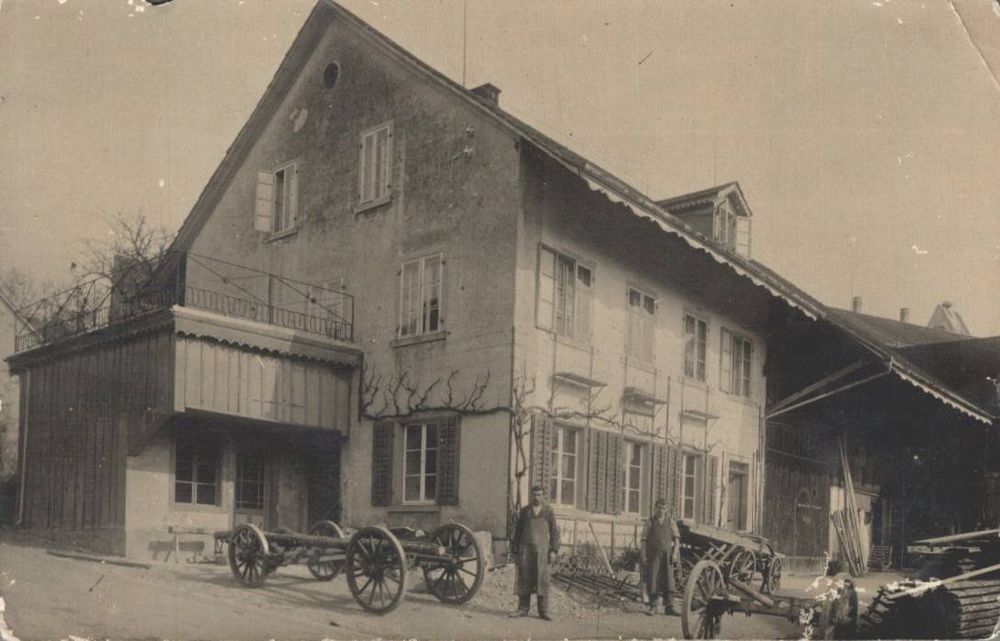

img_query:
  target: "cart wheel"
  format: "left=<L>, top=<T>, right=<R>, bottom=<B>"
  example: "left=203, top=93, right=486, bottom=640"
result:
left=346, top=526, right=407, bottom=614
left=728, top=549, right=756, bottom=583
left=682, top=560, right=725, bottom=639
left=307, top=520, right=346, bottom=581
left=762, top=556, right=783, bottom=594
left=228, top=524, right=271, bottom=588
left=422, top=523, right=485, bottom=605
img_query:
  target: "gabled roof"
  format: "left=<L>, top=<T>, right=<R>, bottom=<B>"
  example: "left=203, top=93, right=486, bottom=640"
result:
left=164, top=0, right=994, bottom=426
left=928, top=302, right=972, bottom=336
left=657, top=182, right=752, bottom=218
left=827, top=308, right=974, bottom=349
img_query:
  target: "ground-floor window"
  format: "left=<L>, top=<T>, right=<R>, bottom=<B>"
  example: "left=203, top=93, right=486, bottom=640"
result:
left=727, top=460, right=749, bottom=530
left=550, top=425, right=579, bottom=506
left=682, top=452, right=703, bottom=520
left=235, top=452, right=267, bottom=511
left=623, top=441, right=644, bottom=514
left=403, top=422, right=438, bottom=503
left=175, top=438, right=220, bottom=506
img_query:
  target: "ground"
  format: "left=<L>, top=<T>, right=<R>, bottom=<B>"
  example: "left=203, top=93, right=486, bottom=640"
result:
left=0, top=535, right=903, bottom=641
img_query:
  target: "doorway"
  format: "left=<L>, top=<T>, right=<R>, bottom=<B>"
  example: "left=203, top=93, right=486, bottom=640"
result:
left=234, top=450, right=269, bottom=528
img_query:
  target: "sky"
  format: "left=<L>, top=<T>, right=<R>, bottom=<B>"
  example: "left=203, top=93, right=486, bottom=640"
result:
left=1, top=0, right=998, bottom=334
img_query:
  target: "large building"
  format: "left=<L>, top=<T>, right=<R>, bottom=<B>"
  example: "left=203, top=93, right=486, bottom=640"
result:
left=6, top=0, right=999, bottom=566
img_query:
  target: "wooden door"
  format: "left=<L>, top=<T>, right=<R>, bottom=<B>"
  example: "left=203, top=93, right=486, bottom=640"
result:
left=234, top=451, right=269, bottom=528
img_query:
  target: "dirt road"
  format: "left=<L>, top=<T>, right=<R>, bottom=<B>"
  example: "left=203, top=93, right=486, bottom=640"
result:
left=0, top=537, right=843, bottom=640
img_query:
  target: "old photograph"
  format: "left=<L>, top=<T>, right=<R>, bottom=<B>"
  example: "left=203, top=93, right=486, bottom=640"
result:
left=1, top=0, right=999, bottom=639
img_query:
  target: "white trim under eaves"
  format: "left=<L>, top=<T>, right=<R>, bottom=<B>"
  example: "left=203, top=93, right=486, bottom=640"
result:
left=888, top=362, right=994, bottom=426
left=569, top=162, right=823, bottom=321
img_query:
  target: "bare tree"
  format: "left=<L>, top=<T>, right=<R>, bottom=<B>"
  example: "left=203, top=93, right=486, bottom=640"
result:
left=74, top=212, right=174, bottom=286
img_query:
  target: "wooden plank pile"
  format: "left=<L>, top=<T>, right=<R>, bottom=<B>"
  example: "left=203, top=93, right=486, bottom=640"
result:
left=860, top=529, right=1000, bottom=639
left=831, top=435, right=868, bottom=576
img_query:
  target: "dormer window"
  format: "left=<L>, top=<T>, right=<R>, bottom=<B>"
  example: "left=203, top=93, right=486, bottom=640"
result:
left=714, top=202, right=751, bottom=257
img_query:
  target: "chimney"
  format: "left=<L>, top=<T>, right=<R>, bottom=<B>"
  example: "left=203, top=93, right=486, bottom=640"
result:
left=470, top=82, right=501, bottom=106
left=852, top=296, right=863, bottom=313
left=899, top=307, right=910, bottom=323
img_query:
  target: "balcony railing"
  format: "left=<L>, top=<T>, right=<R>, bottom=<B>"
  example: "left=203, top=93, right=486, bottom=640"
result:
left=13, top=252, right=355, bottom=353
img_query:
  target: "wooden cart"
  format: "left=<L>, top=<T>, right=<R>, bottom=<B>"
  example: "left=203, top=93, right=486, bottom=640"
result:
left=215, top=520, right=485, bottom=614
left=681, top=558, right=857, bottom=639
left=676, top=519, right=783, bottom=595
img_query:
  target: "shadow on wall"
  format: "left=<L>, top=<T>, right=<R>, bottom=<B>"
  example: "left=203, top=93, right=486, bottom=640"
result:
left=0, top=479, right=15, bottom=525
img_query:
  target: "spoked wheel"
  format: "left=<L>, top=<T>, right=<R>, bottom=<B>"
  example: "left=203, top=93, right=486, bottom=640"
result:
left=422, top=523, right=485, bottom=605
left=346, top=526, right=407, bottom=614
left=762, top=556, right=783, bottom=594
left=228, top=524, right=271, bottom=588
left=307, top=520, right=346, bottom=581
left=682, top=560, right=725, bottom=639
left=728, top=549, right=756, bottom=583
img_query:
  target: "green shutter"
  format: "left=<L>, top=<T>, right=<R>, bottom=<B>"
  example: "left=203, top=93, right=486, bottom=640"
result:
left=436, top=416, right=461, bottom=505
left=371, top=420, right=395, bottom=506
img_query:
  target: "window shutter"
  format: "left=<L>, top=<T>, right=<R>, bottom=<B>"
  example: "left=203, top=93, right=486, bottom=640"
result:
left=575, top=267, right=592, bottom=342
left=611, top=433, right=625, bottom=514
left=254, top=172, right=274, bottom=233
left=530, top=415, right=554, bottom=494
left=586, top=428, right=599, bottom=512
left=287, top=165, right=298, bottom=229
left=706, top=454, right=719, bottom=527
left=736, top=216, right=751, bottom=257
left=667, top=445, right=681, bottom=519
left=720, top=328, right=733, bottom=393
left=537, top=248, right=556, bottom=331
left=371, top=420, right=395, bottom=506
left=436, top=416, right=460, bottom=505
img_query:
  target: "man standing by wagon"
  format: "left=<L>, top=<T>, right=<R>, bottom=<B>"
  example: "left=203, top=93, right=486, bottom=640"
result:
left=642, top=497, right=680, bottom=615
left=510, top=484, right=560, bottom=620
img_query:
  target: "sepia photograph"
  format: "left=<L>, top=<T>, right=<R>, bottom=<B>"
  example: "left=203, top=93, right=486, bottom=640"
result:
left=1, top=0, right=999, bottom=639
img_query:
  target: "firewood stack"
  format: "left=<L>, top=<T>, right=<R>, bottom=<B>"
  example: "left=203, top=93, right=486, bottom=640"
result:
left=860, top=528, right=1000, bottom=639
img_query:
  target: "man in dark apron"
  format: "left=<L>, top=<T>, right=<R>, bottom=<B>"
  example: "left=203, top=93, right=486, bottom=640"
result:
left=642, top=497, right=680, bottom=615
left=510, top=485, right=560, bottom=620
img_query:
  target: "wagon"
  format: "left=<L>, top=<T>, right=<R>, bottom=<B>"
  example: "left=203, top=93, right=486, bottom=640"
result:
left=676, top=519, right=783, bottom=595
left=675, top=520, right=855, bottom=639
left=215, top=520, right=485, bottom=614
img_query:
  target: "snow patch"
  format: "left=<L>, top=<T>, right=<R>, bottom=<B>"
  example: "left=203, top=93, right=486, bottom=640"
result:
left=0, top=597, right=22, bottom=641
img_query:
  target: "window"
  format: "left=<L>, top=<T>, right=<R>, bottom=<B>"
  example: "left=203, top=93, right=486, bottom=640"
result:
left=682, top=452, right=703, bottom=520
left=549, top=425, right=579, bottom=506
left=720, top=329, right=753, bottom=397
left=537, top=247, right=591, bottom=341
left=399, top=254, right=442, bottom=337
left=622, top=441, right=644, bottom=514
left=403, top=422, right=438, bottom=502
left=175, top=438, right=220, bottom=506
left=254, top=163, right=298, bottom=234
left=359, top=122, right=393, bottom=205
left=727, top=461, right=749, bottom=531
left=626, top=288, right=656, bottom=363
left=235, top=452, right=266, bottom=511
left=684, top=314, right=708, bottom=381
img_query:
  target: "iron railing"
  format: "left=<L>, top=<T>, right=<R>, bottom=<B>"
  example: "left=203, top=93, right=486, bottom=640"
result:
left=13, top=251, right=355, bottom=353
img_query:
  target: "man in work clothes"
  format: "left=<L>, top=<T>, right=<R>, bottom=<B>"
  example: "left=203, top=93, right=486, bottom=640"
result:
left=510, top=485, right=560, bottom=620
left=642, top=497, right=680, bottom=615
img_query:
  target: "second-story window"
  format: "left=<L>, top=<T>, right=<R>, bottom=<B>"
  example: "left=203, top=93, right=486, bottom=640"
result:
left=254, top=162, right=298, bottom=235
left=684, top=313, right=708, bottom=381
left=399, top=254, right=442, bottom=337
left=359, top=122, right=393, bottom=206
left=720, top=328, right=753, bottom=397
left=537, top=246, right=591, bottom=341
left=626, top=288, right=656, bottom=364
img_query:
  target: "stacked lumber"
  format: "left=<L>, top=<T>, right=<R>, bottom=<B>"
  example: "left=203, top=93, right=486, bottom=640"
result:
left=861, top=530, right=1000, bottom=639
left=860, top=579, right=1000, bottom=639
left=832, top=435, right=868, bottom=576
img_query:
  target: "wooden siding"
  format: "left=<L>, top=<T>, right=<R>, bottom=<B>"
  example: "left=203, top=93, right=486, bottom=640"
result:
left=20, top=331, right=174, bottom=534
left=174, top=336, right=351, bottom=430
